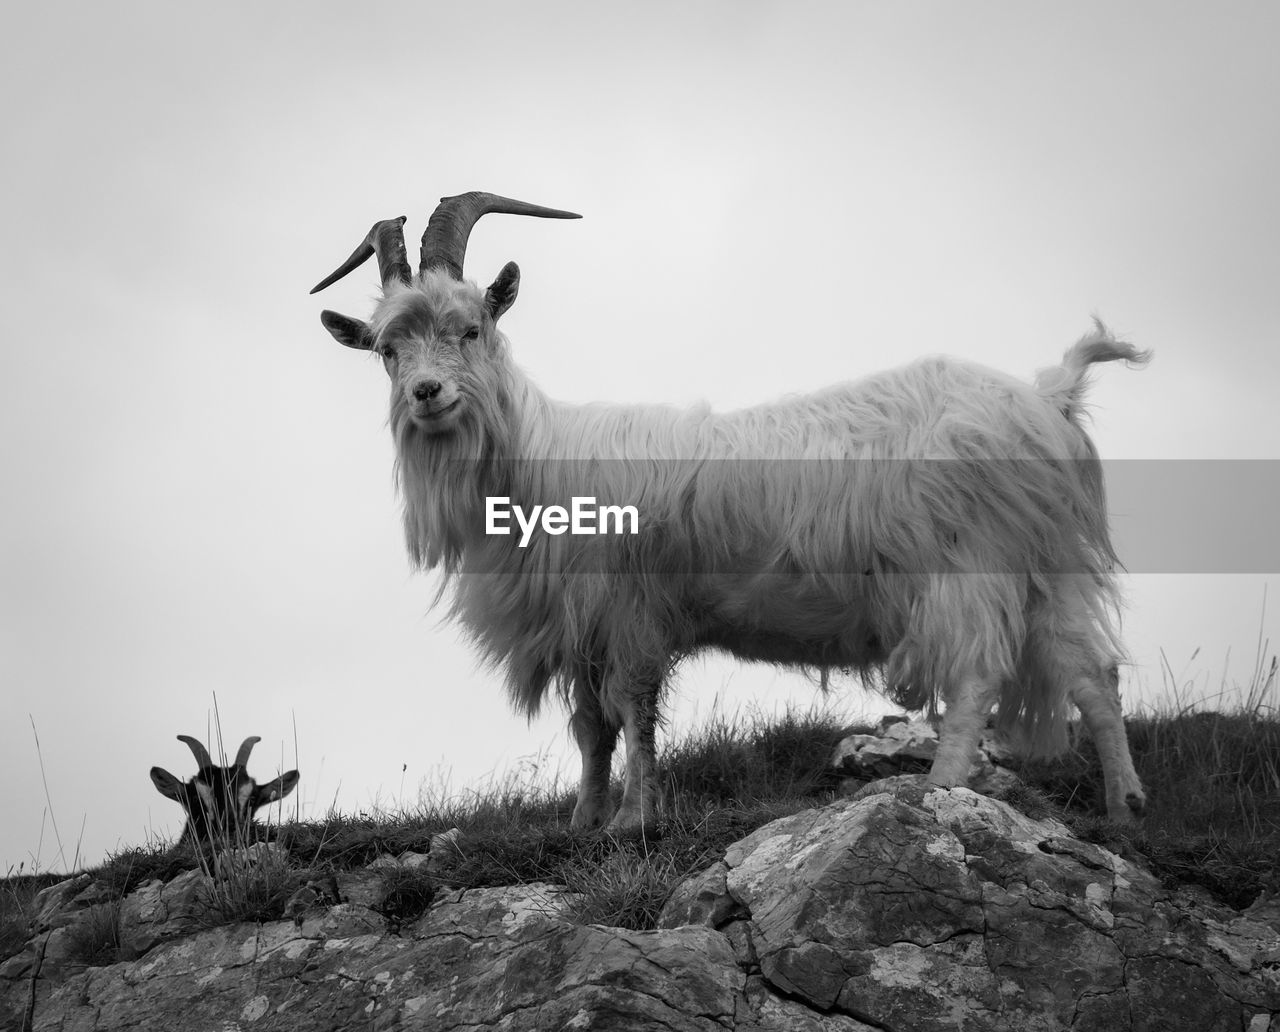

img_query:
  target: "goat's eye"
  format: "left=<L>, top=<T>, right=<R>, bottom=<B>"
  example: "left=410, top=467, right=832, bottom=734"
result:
left=462, top=326, right=480, bottom=342
left=380, top=345, right=398, bottom=361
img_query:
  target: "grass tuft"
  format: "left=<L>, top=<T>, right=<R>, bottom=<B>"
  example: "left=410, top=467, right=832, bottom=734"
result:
left=560, top=844, right=689, bottom=929
left=64, top=900, right=122, bottom=967
left=195, top=844, right=301, bottom=927
left=0, top=872, right=53, bottom=965
left=377, top=867, right=436, bottom=929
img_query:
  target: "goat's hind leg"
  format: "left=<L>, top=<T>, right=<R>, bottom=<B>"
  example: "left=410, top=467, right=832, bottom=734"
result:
left=928, top=675, right=1001, bottom=789
left=1071, top=665, right=1146, bottom=821
left=1036, top=577, right=1145, bottom=822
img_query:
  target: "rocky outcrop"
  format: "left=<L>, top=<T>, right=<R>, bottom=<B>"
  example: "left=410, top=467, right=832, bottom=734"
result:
left=4, top=779, right=1278, bottom=1031
left=4, top=879, right=740, bottom=1032
left=665, top=779, right=1280, bottom=1030
left=830, top=716, right=1021, bottom=796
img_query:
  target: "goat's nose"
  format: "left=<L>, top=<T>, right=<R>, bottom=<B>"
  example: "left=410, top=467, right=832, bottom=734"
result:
left=412, top=379, right=443, bottom=401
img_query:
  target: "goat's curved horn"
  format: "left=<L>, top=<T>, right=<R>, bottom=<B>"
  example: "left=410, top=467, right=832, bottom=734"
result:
left=310, top=216, right=411, bottom=294
left=420, top=192, right=581, bottom=280
left=233, top=736, right=261, bottom=768
left=177, top=735, right=214, bottom=770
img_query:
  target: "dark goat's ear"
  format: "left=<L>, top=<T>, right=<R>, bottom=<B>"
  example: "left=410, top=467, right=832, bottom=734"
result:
left=253, top=770, right=300, bottom=807
left=321, top=310, right=375, bottom=350
left=150, top=767, right=185, bottom=802
left=484, top=262, right=520, bottom=321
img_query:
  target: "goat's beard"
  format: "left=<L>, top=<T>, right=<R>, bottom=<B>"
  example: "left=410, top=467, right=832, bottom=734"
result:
left=391, top=371, right=516, bottom=574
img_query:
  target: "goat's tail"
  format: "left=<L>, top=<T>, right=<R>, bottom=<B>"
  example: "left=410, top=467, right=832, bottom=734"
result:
left=1035, top=319, right=1151, bottom=422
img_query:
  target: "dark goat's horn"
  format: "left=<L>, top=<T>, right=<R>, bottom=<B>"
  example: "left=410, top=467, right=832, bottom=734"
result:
left=310, top=216, right=411, bottom=294
left=420, top=192, right=581, bottom=280
left=177, top=735, right=214, bottom=770
left=234, top=736, right=261, bottom=768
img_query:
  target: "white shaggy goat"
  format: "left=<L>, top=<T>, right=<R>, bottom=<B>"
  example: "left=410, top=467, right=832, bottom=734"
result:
left=313, top=191, right=1149, bottom=834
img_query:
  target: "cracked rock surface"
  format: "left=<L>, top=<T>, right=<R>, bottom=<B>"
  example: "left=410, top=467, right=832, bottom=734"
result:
left=5, top=779, right=1278, bottom=1031
left=665, top=781, right=1280, bottom=1031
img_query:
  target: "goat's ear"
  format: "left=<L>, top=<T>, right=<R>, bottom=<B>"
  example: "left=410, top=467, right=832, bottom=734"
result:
left=253, top=770, right=300, bottom=807
left=320, top=310, right=375, bottom=351
left=484, top=262, right=520, bottom=321
left=150, top=767, right=185, bottom=802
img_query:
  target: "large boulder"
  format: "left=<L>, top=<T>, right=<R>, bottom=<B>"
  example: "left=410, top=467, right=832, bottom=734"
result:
left=663, top=780, right=1280, bottom=1031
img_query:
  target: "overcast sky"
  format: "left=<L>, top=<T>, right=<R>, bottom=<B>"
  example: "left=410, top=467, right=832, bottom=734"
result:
left=3, top=2, right=1278, bottom=874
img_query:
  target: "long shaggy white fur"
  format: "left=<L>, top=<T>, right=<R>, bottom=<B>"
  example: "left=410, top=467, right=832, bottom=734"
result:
left=357, top=270, right=1149, bottom=832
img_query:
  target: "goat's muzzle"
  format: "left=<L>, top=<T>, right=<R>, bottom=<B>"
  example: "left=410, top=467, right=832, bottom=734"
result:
left=412, top=379, right=444, bottom=402
left=407, top=384, right=463, bottom=431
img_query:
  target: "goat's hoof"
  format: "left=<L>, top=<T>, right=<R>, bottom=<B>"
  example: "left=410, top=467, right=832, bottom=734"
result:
left=1104, top=791, right=1146, bottom=823
left=603, top=811, right=659, bottom=840
left=570, top=800, right=614, bottom=833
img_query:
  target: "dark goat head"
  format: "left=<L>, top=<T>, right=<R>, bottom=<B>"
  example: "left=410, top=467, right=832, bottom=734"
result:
left=150, top=735, right=299, bottom=852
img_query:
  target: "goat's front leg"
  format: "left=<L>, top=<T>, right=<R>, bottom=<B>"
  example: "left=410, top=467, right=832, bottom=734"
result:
left=605, top=691, right=660, bottom=837
left=570, top=685, right=619, bottom=832
left=928, top=676, right=1000, bottom=788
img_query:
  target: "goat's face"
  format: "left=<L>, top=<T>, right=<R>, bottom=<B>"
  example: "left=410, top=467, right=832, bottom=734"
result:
left=151, top=735, right=300, bottom=853
left=374, top=271, right=514, bottom=434
left=321, top=264, right=520, bottom=437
